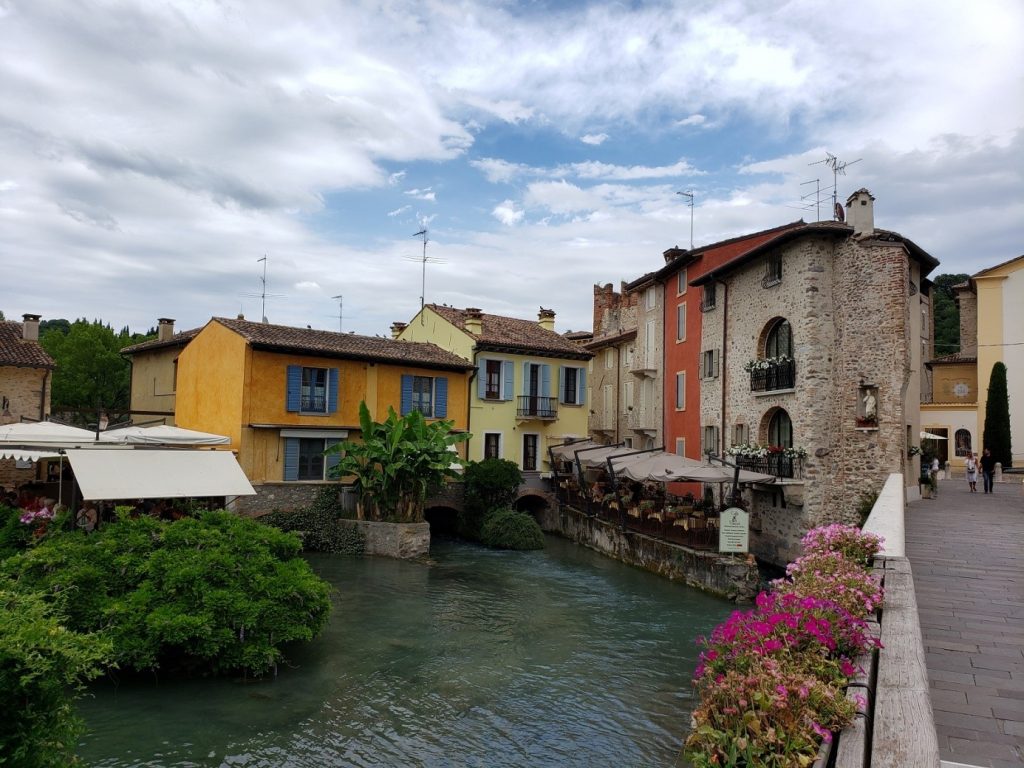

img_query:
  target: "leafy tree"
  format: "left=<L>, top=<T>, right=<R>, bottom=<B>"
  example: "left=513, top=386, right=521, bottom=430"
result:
left=460, top=459, right=523, bottom=539
left=931, top=273, right=969, bottom=357
left=39, top=318, right=71, bottom=336
left=2, top=511, right=332, bottom=677
left=0, top=590, right=111, bottom=768
left=983, top=361, right=1012, bottom=467
left=328, top=402, right=470, bottom=522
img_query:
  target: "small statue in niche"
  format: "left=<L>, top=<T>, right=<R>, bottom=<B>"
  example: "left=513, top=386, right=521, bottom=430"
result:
left=862, top=390, right=877, bottom=421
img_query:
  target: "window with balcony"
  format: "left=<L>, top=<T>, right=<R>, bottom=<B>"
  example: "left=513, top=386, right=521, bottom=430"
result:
left=401, top=375, right=448, bottom=418
left=749, top=319, right=795, bottom=392
left=286, top=365, right=338, bottom=414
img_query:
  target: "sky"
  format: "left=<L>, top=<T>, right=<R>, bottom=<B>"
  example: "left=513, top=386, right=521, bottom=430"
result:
left=1, top=0, right=1022, bottom=338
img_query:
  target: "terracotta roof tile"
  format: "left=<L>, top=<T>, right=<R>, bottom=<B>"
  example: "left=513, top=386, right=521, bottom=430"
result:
left=928, top=351, right=977, bottom=364
left=121, top=328, right=201, bottom=355
left=427, top=305, right=592, bottom=360
left=214, top=317, right=474, bottom=370
left=0, top=322, right=55, bottom=369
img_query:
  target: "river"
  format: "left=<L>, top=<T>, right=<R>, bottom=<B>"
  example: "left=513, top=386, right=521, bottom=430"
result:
left=77, top=536, right=733, bottom=767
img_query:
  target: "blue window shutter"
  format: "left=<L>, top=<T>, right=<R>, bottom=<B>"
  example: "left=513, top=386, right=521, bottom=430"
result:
left=435, top=377, right=448, bottom=418
left=286, top=366, right=301, bottom=412
left=502, top=361, right=513, bottom=401
left=578, top=367, right=587, bottom=405
left=522, top=362, right=530, bottom=397
left=324, top=438, right=340, bottom=477
left=558, top=365, right=567, bottom=403
left=328, top=368, right=339, bottom=413
left=400, top=374, right=413, bottom=415
left=284, top=437, right=299, bottom=481
left=477, top=359, right=487, bottom=400
left=541, top=364, right=551, bottom=398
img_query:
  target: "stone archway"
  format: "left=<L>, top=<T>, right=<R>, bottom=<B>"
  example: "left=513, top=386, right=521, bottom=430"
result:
left=424, top=505, right=460, bottom=536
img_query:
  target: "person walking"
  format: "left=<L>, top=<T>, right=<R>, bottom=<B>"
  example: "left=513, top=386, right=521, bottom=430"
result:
left=930, top=456, right=941, bottom=497
left=980, top=448, right=996, bottom=493
left=965, top=453, right=979, bottom=493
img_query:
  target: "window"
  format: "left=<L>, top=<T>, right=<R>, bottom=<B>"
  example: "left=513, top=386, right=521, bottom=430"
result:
left=484, top=433, right=501, bottom=460
left=765, top=319, right=792, bottom=359
left=283, top=436, right=341, bottom=481
left=676, top=303, right=687, bottom=342
left=768, top=409, right=793, bottom=449
left=763, top=250, right=782, bottom=287
left=286, top=365, right=338, bottom=414
left=645, top=286, right=656, bottom=309
left=702, top=425, right=719, bottom=456
left=733, top=423, right=748, bottom=447
left=955, top=429, right=972, bottom=457
left=602, top=384, right=613, bottom=419
left=677, top=268, right=688, bottom=296
left=523, top=434, right=538, bottom=471
left=675, top=437, right=686, bottom=457
left=401, top=375, right=448, bottom=418
left=485, top=360, right=502, bottom=399
left=623, top=437, right=633, bottom=448
left=675, top=371, right=686, bottom=410
left=605, top=349, right=614, bottom=369
left=702, top=349, right=720, bottom=379
left=624, top=346, right=634, bottom=368
left=700, top=283, right=717, bottom=311
left=560, top=366, right=587, bottom=405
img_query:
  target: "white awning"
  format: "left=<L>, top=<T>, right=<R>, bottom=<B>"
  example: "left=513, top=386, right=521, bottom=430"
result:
left=64, top=449, right=255, bottom=500
left=0, top=449, right=62, bottom=462
left=99, top=425, right=231, bottom=445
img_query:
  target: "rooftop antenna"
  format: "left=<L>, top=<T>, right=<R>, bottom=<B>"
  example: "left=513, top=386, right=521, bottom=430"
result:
left=810, top=153, right=862, bottom=220
left=676, top=190, right=694, bottom=249
left=331, top=294, right=343, bottom=332
left=240, top=255, right=285, bottom=323
left=403, top=227, right=446, bottom=323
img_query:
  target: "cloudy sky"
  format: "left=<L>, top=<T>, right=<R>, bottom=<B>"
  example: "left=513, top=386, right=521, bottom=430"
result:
left=2, top=0, right=1022, bottom=337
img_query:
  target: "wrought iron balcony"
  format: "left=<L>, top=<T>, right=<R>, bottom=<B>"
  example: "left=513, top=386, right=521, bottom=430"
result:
left=749, top=359, right=796, bottom=392
left=736, top=453, right=803, bottom=480
left=517, top=395, right=558, bottom=420
left=626, top=410, right=657, bottom=431
left=300, top=395, right=327, bottom=412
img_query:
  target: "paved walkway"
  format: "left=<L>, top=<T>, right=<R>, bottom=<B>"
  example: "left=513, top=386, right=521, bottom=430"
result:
left=906, top=478, right=1024, bottom=767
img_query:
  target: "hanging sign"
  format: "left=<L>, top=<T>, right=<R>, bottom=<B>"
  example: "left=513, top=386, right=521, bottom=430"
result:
left=719, top=506, right=750, bottom=553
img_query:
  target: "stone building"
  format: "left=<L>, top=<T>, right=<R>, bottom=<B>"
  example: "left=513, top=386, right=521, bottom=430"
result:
left=584, top=274, right=664, bottom=449
left=691, top=189, right=937, bottom=565
left=0, top=314, right=55, bottom=486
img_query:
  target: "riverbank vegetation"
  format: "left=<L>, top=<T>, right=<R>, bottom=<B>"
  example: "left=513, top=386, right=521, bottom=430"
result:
left=685, top=523, right=883, bottom=767
left=259, top=486, right=365, bottom=554
left=460, top=459, right=545, bottom=550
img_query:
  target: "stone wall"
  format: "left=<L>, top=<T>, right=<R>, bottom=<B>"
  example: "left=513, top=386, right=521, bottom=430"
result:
left=0, top=366, right=52, bottom=488
left=536, top=504, right=758, bottom=602
left=956, top=285, right=978, bottom=356
left=232, top=482, right=330, bottom=516
left=344, top=520, right=430, bottom=559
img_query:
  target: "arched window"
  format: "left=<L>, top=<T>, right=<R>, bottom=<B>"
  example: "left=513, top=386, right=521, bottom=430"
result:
left=955, top=429, right=972, bottom=457
left=768, top=409, right=793, bottom=449
left=765, top=319, right=792, bottom=359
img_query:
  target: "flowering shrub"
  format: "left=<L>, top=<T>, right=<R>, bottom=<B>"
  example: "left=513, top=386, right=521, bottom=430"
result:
left=727, top=443, right=808, bottom=460
left=776, top=551, right=883, bottom=617
left=19, top=507, right=54, bottom=525
left=800, top=523, right=883, bottom=566
left=742, top=355, right=793, bottom=373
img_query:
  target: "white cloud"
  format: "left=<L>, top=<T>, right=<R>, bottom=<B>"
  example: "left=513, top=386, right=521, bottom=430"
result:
left=470, top=157, right=531, bottom=184
left=295, top=281, right=321, bottom=291
left=558, top=159, right=701, bottom=181
left=580, top=133, right=608, bottom=145
left=388, top=171, right=406, bottom=185
left=387, top=205, right=411, bottom=217
left=491, top=199, right=523, bottom=226
left=404, top=188, right=436, bottom=202
left=676, top=115, right=706, bottom=127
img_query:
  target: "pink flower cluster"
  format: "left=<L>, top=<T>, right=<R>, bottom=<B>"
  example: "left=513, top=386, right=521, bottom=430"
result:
left=19, top=507, right=54, bottom=525
left=775, top=550, right=884, bottom=617
left=800, top=523, right=883, bottom=565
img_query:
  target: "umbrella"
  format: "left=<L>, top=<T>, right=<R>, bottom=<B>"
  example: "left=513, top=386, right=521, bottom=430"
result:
left=99, top=425, right=231, bottom=445
left=549, top=439, right=601, bottom=461
left=0, top=421, right=97, bottom=445
left=578, top=445, right=647, bottom=469
left=920, top=431, right=947, bottom=440
left=608, top=450, right=705, bottom=482
left=651, top=464, right=776, bottom=484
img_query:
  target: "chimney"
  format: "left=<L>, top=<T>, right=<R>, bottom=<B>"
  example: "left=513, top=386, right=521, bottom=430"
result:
left=21, top=314, right=40, bottom=341
left=390, top=321, right=408, bottom=339
left=464, top=308, right=483, bottom=336
left=663, top=245, right=686, bottom=264
left=157, top=318, right=175, bottom=342
left=845, top=188, right=875, bottom=236
left=538, top=307, right=556, bottom=332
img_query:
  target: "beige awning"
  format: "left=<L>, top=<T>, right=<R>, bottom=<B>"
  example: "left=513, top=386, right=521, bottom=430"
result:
left=64, top=449, right=255, bottom=500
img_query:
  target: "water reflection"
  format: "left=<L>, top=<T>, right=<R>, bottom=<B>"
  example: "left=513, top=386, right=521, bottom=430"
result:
left=78, top=536, right=732, bottom=767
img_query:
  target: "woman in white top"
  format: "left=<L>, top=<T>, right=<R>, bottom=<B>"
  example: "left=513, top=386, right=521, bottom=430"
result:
left=965, top=453, right=979, bottom=493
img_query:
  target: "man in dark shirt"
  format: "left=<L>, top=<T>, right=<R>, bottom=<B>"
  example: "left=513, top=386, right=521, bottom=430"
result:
left=980, top=448, right=997, bottom=493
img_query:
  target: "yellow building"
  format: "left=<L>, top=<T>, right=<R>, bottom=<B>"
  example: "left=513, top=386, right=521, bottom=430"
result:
left=923, top=254, right=1024, bottom=469
left=396, top=305, right=593, bottom=476
left=135, top=316, right=473, bottom=512
left=121, top=319, right=200, bottom=426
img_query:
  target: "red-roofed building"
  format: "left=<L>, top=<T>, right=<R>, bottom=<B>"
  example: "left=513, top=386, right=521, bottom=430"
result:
left=0, top=314, right=55, bottom=487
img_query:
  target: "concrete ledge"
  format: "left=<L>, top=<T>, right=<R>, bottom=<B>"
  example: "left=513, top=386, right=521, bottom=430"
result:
left=863, top=472, right=906, bottom=558
left=340, top=520, right=430, bottom=559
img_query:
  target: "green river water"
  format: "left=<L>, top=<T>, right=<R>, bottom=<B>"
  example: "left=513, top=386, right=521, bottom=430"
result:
left=77, top=536, right=733, bottom=767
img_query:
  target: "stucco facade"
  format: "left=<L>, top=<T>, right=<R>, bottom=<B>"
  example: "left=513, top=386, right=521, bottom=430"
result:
left=122, top=319, right=199, bottom=426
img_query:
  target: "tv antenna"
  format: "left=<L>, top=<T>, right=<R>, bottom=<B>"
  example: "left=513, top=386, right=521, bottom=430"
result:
left=240, top=255, right=285, bottom=323
left=676, top=190, right=694, bottom=249
left=797, top=178, right=835, bottom=221
left=403, top=227, right=446, bottom=320
left=331, top=294, right=343, bottom=332
left=810, top=153, right=862, bottom=220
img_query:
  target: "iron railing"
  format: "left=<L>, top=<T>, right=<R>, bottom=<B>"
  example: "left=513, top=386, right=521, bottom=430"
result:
left=300, top=395, right=327, bottom=412
left=517, top=395, right=557, bottom=419
left=737, top=453, right=803, bottom=479
left=749, top=359, right=796, bottom=392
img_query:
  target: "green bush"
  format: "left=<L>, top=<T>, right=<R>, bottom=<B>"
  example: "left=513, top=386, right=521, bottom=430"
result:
left=2, top=511, right=332, bottom=677
left=259, top=486, right=365, bottom=554
left=460, top=459, right=523, bottom=539
left=0, top=504, right=34, bottom=560
left=480, top=508, right=545, bottom=551
left=983, top=361, right=1013, bottom=467
left=0, top=589, right=111, bottom=768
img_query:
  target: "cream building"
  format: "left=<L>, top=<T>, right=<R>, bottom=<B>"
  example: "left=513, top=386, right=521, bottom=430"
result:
left=121, top=319, right=200, bottom=426
left=692, top=190, right=937, bottom=565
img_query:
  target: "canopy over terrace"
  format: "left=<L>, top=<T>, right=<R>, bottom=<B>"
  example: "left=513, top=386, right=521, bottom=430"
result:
left=98, top=425, right=231, bottom=446
left=0, top=421, right=98, bottom=446
left=608, top=450, right=777, bottom=484
left=549, top=439, right=601, bottom=462
left=64, top=449, right=255, bottom=501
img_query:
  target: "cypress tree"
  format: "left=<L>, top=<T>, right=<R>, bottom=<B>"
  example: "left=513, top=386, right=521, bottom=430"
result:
left=982, top=362, right=1012, bottom=467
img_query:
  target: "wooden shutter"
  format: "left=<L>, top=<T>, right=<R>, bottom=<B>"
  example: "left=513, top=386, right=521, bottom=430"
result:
left=577, top=367, right=586, bottom=405
left=286, top=365, right=301, bottom=412
left=283, top=437, right=299, bottom=481
left=502, top=361, right=514, bottom=401
left=435, top=377, right=448, bottom=418
left=714, top=349, right=721, bottom=378
left=540, top=364, right=551, bottom=398
left=324, top=438, right=341, bottom=477
left=328, top=368, right=339, bottom=413
left=400, top=374, right=413, bottom=415
left=477, top=359, right=487, bottom=400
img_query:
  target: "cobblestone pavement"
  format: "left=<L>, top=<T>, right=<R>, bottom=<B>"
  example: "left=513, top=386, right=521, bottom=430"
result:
left=906, top=478, right=1024, bottom=767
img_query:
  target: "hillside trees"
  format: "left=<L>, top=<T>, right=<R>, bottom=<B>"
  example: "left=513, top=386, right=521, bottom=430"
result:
left=931, top=273, right=969, bottom=356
